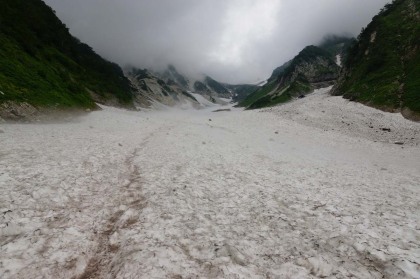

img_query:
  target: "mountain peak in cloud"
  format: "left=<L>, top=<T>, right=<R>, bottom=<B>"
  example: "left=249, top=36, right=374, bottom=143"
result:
left=44, top=0, right=390, bottom=83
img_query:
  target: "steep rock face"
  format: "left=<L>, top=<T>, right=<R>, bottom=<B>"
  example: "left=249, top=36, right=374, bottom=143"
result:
left=288, top=51, right=339, bottom=84
left=193, top=76, right=231, bottom=99
left=240, top=45, right=341, bottom=109
left=159, top=65, right=191, bottom=91
left=128, top=68, right=199, bottom=108
left=268, top=60, right=292, bottom=82
left=332, top=0, right=420, bottom=121
left=0, top=0, right=134, bottom=118
left=203, top=76, right=231, bottom=97
left=156, top=66, right=228, bottom=104
left=156, top=65, right=258, bottom=104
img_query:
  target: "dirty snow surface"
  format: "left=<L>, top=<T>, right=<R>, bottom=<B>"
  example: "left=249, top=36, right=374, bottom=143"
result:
left=1, top=88, right=420, bottom=279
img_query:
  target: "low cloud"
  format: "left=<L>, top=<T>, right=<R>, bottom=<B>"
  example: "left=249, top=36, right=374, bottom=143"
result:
left=44, top=0, right=390, bottom=83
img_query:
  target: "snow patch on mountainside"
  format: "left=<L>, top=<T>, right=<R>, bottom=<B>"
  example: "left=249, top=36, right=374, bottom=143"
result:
left=190, top=93, right=217, bottom=108
left=336, top=54, right=342, bottom=67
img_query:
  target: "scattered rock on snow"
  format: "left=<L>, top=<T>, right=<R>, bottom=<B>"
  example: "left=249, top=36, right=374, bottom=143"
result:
left=0, top=101, right=38, bottom=121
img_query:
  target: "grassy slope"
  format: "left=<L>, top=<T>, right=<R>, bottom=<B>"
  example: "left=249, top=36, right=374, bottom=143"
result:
left=0, top=0, right=133, bottom=109
left=240, top=45, right=337, bottom=109
left=0, top=36, right=96, bottom=108
left=334, top=0, right=419, bottom=114
left=240, top=81, right=278, bottom=108
left=247, top=76, right=312, bottom=109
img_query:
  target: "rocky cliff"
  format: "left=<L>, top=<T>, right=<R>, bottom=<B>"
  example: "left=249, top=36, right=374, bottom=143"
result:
left=128, top=68, right=199, bottom=108
left=158, top=65, right=191, bottom=91
left=156, top=66, right=258, bottom=104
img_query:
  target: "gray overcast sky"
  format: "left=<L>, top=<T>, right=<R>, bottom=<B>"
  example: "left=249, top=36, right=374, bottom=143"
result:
left=44, top=0, right=389, bottom=84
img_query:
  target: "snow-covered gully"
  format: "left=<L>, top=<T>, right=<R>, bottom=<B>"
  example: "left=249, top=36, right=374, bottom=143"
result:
left=1, top=89, right=420, bottom=278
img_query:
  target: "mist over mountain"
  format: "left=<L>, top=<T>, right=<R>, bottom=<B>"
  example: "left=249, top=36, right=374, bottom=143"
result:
left=43, top=0, right=390, bottom=84
left=1, top=0, right=417, bottom=121
left=2, top=1, right=420, bottom=278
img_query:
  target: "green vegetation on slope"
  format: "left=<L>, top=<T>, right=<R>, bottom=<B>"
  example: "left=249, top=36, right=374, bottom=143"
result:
left=0, top=0, right=133, bottom=109
left=333, top=0, right=420, bottom=118
left=240, top=44, right=342, bottom=109
left=267, top=60, right=292, bottom=82
left=240, top=81, right=278, bottom=108
left=248, top=75, right=312, bottom=109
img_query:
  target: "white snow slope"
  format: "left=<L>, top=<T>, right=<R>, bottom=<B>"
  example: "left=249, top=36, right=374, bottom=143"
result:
left=1, top=88, right=420, bottom=279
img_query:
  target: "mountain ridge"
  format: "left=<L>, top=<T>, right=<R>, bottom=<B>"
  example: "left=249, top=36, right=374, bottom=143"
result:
left=332, top=0, right=420, bottom=121
left=128, top=67, right=201, bottom=109
left=0, top=0, right=134, bottom=120
left=153, top=65, right=259, bottom=104
left=239, top=38, right=351, bottom=109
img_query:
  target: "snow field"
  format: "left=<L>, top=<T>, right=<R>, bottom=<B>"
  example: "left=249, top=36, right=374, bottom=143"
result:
left=1, top=90, right=419, bottom=278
